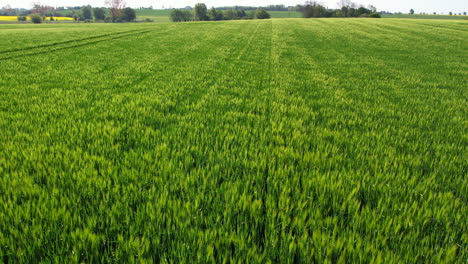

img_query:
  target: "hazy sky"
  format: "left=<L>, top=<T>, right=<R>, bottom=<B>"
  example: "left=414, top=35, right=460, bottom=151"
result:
left=1, top=0, right=467, bottom=14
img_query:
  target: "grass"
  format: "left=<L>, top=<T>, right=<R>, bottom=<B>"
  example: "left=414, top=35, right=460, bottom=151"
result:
left=382, top=14, right=467, bottom=20
left=0, top=18, right=466, bottom=263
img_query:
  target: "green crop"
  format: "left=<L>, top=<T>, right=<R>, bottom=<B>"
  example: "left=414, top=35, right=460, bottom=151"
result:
left=0, top=18, right=466, bottom=263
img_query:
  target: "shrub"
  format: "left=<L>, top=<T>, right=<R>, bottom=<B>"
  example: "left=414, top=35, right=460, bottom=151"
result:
left=93, top=8, right=106, bottom=20
left=170, top=10, right=193, bottom=22
left=255, top=9, right=271, bottom=19
left=30, top=14, right=42, bottom=24
left=17, top=16, right=27, bottom=21
left=123, top=7, right=136, bottom=22
left=144, top=18, right=154, bottom=22
left=369, top=12, right=381, bottom=18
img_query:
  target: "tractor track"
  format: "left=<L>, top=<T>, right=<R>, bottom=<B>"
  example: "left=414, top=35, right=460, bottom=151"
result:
left=0, top=28, right=155, bottom=61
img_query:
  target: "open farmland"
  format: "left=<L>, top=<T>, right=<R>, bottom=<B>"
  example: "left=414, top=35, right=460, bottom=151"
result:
left=382, top=14, right=467, bottom=20
left=0, top=16, right=75, bottom=21
left=0, top=18, right=467, bottom=262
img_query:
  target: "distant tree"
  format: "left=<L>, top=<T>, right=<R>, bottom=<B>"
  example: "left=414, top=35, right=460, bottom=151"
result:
left=170, top=9, right=193, bottom=22
left=338, top=0, right=356, bottom=17
left=236, top=9, right=246, bottom=19
left=93, top=7, right=106, bottom=20
left=106, top=0, right=126, bottom=21
left=1, top=4, right=13, bottom=15
left=81, top=5, right=92, bottom=20
left=223, top=9, right=235, bottom=20
left=255, top=9, right=271, bottom=19
left=123, top=7, right=136, bottom=21
left=30, top=13, right=42, bottom=23
left=208, top=7, right=223, bottom=21
left=449, top=12, right=452, bottom=15
left=333, top=10, right=344, bottom=17
left=410, top=9, right=414, bottom=15
left=357, top=6, right=371, bottom=16
left=301, top=1, right=330, bottom=18
left=194, top=3, right=208, bottom=21
left=464, top=12, right=467, bottom=15
left=433, top=12, right=436, bottom=15
left=369, top=12, right=381, bottom=18
left=17, top=16, right=27, bottom=21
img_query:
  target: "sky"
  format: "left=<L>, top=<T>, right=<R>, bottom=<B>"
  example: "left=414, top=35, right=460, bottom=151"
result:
left=1, top=0, right=467, bottom=14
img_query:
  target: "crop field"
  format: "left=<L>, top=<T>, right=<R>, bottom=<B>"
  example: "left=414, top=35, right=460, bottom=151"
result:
left=382, top=14, right=467, bottom=20
left=0, top=16, right=75, bottom=21
left=0, top=18, right=467, bottom=262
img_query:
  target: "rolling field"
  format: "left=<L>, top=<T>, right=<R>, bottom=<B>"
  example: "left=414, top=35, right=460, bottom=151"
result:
left=0, top=16, right=75, bottom=22
left=0, top=18, right=467, bottom=262
left=382, top=14, right=467, bottom=20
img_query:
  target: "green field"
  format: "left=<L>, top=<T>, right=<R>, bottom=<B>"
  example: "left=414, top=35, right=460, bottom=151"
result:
left=382, top=14, right=467, bottom=20
left=136, top=9, right=302, bottom=20
left=0, top=18, right=466, bottom=262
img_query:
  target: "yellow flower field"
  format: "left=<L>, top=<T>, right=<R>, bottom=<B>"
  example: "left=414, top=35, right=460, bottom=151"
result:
left=0, top=16, right=74, bottom=21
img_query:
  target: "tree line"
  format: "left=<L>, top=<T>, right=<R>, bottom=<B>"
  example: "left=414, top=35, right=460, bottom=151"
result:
left=2, top=1, right=137, bottom=24
left=171, top=3, right=271, bottom=22
left=298, top=1, right=380, bottom=18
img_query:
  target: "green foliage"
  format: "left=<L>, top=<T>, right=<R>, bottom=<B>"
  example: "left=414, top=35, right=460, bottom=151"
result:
left=170, top=9, right=193, bottom=22
left=122, top=7, right=136, bottom=22
left=93, top=8, right=106, bottom=20
left=255, top=9, right=271, bottom=19
left=208, top=7, right=224, bottom=21
left=30, top=13, right=42, bottom=23
left=82, top=5, right=93, bottom=20
left=0, top=18, right=466, bottom=263
left=300, top=1, right=372, bottom=18
left=17, top=16, right=27, bottom=21
left=194, top=3, right=209, bottom=21
left=369, top=12, right=381, bottom=18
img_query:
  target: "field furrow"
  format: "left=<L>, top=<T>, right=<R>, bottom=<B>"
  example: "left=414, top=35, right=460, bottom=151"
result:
left=0, top=18, right=466, bottom=263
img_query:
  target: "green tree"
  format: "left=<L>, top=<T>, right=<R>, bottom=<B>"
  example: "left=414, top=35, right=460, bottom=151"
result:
left=93, top=8, right=105, bottom=20
left=194, top=3, right=208, bottom=21
left=106, top=0, right=125, bottom=22
left=208, top=7, right=223, bottom=21
left=123, top=7, right=136, bottom=21
left=81, top=5, right=92, bottom=20
left=255, top=9, right=271, bottom=19
left=223, top=9, right=235, bottom=20
left=170, top=9, right=193, bottom=22
left=410, top=9, right=414, bottom=14
left=30, top=13, right=42, bottom=23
